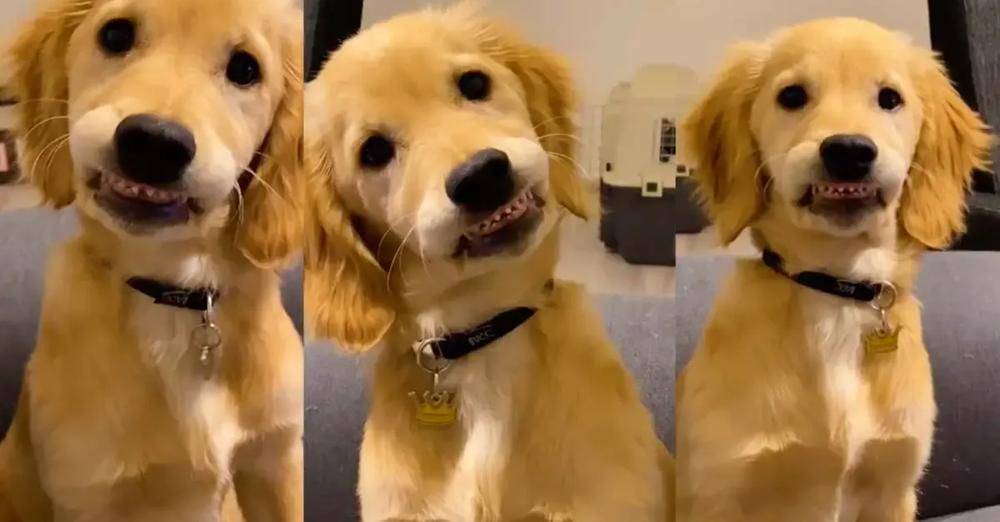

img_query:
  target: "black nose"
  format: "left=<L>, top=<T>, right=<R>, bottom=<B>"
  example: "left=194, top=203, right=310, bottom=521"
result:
left=445, top=148, right=515, bottom=212
left=114, top=114, right=196, bottom=186
left=819, top=134, right=878, bottom=181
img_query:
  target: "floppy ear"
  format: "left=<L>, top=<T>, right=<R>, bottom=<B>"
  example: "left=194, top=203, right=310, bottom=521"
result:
left=304, top=141, right=396, bottom=352
left=682, top=44, right=767, bottom=245
left=900, top=52, right=994, bottom=249
left=236, top=31, right=304, bottom=268
left=7, top=1, right=91, bottom=206
left=472, top=17, right=593, bottom=219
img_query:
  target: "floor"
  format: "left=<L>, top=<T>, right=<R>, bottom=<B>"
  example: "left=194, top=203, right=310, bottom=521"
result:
left=556, top=216, right=675, bottom=296
left=0, top=183, right=40, bottom=212
left=677, top=227, right=757, bottom=258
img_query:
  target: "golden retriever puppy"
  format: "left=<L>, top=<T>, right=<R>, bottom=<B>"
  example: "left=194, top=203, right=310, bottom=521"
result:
left=305, top=6, right=673, bottom=521
left=676, top=18, right=993, bottom=522
left=0, top=0, right=303, bottom=520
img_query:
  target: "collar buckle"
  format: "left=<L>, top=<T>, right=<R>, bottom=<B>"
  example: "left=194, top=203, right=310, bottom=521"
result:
left=413, top=337, right=452, bottom=375
left=869, top=281, right=897, bottom=311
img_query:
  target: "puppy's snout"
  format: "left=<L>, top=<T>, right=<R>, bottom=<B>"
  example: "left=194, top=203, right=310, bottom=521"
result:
left=114, top=114, right=196, bottom=186
left=820, top=134, right=878, bottom=181
left=445, top=148, right=515, bottom=212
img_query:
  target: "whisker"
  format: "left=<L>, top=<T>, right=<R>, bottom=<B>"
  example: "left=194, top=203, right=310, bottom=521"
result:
left=547, top=151, right=590, bottom=179
left=754, top=152, right=789, bottom=195
left=229, top=180, right=246, bottom=242
left=537, top=133, right=582, bottom=144
left=28, top=134, right=71, bottom=183
left=241, top=167, right=286, bottom=204
left=42, top=137, right=71, bottom=178
left=532, top=114, right=574, bottom=132
left=21, top=115, right=70, bottom=141
left=418, top=242, right=431, bottom=277
left=374, top=212, right=418, bottom=261
left=386, top=223, right=418, bottom=293
left=908, top=161, right=931, bottom=176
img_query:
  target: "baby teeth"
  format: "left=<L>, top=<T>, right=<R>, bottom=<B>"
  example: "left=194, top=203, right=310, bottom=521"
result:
left=813, top=183, right=873, bottom=198
left=104, top=173, right=185, bottom=204
left=469, top=190, right=534, bottom=236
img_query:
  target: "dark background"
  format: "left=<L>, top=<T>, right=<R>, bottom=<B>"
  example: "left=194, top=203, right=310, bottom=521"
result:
left=305, top=0, right=363, bottom=82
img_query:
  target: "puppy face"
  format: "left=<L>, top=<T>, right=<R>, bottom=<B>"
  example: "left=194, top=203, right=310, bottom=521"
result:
left=306, top=8, right=588, bottom=349
left=685, top=18, right=992, bottom=247
left=312, top=12, right=572, bottom=264
left=752, top=25, right=923, bottom=236
left=11, top=0, right=303, bottom=260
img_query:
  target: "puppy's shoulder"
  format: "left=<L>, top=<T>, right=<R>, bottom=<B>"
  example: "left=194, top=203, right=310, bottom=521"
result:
left=44, top=235, right=113, bottom=286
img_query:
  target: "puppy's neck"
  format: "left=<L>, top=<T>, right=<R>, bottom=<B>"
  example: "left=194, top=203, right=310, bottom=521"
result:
left=753, top=221, right=902, bottom=285
left=395, top=234, right=558, bottom=341
left=77, top=211, right=243, bottom=289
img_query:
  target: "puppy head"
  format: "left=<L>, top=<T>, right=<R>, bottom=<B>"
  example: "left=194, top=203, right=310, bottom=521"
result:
left=685, top=18, right=992, bottom=248
left=306, top=7, right=588, bottom=350
left=10, top=0, right=302, bottom=265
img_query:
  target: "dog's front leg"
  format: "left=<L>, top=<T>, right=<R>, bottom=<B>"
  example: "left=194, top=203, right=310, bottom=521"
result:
left=850, top=435, right=927, bottom=522
left=232, top=428, right=303, bottom=522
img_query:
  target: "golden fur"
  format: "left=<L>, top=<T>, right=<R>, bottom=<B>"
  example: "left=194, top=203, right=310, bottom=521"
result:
left=305, top=6, right=672, bottom=521
left=0, top=0, right=304, bottom=520
left=677, top=18, right=993, bottom=521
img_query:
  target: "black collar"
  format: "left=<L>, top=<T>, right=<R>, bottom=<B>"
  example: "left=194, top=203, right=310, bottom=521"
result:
left=419, top=307, right=538, bottom=360
left=761, top=249, right=885, bottom=303
left=126, top=277, right=219, bottom=311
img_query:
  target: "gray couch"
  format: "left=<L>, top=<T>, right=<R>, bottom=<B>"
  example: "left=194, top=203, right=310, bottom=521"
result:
left=679, top=254, right=1000, bottom=521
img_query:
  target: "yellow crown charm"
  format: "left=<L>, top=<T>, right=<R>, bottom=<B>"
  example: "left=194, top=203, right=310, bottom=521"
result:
left=409, top=389, right=457, bottom=427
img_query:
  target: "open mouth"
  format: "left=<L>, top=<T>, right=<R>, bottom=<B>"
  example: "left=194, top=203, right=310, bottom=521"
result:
left=454, top=188, right=545, bottom=258
left=90, top=171, right=193, bottom=227
left=799, top=180, right=885, bottom=223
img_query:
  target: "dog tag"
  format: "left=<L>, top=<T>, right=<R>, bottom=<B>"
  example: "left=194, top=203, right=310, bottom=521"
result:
left=409, top=369, right=457, bottom=428
left=190, top=322, right=222, bottom=372
left=864, top=326, right=900, bottom=355
left=409, top=389, right=458, bottom=427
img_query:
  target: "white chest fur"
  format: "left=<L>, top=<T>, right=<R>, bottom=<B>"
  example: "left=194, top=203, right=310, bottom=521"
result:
left=128, top=286, right=245, bottom=474
left=801, top=294, right=880, bottom=449
left=797, top=248, right=898, bottom=520
left=417, top=317, right=535, bottom=519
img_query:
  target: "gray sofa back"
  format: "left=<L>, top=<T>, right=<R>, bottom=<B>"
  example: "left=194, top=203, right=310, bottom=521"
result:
left=678, top=253, right=1000, bottom=519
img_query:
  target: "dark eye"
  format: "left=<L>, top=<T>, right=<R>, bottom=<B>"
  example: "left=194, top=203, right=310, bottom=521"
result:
left=878, top=87, right=903, bottom=111
left=359, top=134, right=395, bottom=169
left=777, top=85, right=808, bottom=110
left=97, top=18, right=136, bottom=55
left=226, top=51, right=261, bottom=87
left=457, top=70, right=491, bottom=101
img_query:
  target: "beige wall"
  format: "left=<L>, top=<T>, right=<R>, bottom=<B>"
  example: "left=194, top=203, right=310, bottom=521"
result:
left=363, top=0, right=931, bottom=107
left=0, top=0, right=35, bottom=48
left=2, top=1, right=40, bottom=129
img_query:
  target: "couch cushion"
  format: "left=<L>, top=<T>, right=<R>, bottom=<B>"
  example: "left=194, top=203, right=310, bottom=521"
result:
left=925, top=505, right=1000, bottom=522
left=677, top=252, right=1000, bottom=519
left=0, top=207, right=76, bottom=433
left=304, top=292, right=676, bottom=521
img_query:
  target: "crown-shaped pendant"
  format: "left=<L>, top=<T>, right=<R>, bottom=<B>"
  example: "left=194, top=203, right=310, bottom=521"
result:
left=409, top=389, right=457, bottom=427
